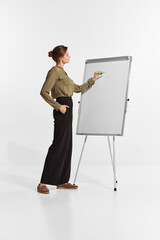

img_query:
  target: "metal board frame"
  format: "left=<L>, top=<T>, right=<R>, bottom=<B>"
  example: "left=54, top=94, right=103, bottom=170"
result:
left=76, top=56, right=132, bottom=136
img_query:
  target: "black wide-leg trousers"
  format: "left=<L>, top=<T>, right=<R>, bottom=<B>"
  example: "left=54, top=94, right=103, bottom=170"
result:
left=40, top=97, right=73, bottom=186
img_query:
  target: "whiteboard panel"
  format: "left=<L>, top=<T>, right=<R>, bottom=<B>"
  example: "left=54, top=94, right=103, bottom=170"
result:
left=76, top=56, right=132, bottom=136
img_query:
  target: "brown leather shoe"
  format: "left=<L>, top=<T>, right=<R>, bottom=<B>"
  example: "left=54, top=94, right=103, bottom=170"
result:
left=57, top=182, right=78, bottom=189
left=37, top=184, right=50, bottom=194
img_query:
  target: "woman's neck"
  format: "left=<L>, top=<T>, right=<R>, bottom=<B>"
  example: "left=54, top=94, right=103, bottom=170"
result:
left=56, top=62, right=64, bottom=68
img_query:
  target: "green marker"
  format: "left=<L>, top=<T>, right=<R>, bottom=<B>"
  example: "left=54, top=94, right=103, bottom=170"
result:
left=95, top=72, right=106, bottom=74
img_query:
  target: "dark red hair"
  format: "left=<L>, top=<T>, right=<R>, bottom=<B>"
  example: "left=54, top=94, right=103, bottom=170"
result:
left=48, top=45, right=68, bottom=63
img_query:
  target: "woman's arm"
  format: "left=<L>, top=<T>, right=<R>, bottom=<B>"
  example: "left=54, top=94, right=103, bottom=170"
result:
left=40, top=69, right=62, bottom=111
left=73, top=78, right=95, bottom=93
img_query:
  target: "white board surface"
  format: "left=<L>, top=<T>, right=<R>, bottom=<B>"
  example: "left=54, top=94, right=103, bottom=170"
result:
left=76, top=56, right=132, bottom=136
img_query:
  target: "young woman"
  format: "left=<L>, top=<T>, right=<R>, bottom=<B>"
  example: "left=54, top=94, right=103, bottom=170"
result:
left=37, top=45, right=102, bottom=194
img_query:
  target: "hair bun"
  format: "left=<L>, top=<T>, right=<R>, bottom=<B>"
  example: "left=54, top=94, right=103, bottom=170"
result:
left=48, top=51, right=53, bottom=57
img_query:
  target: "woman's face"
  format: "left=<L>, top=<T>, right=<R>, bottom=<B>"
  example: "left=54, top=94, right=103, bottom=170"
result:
left=60, top=49, right=70, bottom=64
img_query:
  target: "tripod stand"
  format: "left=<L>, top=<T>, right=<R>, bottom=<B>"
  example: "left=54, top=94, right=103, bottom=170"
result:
left=73, top=135, right=118, bottom=191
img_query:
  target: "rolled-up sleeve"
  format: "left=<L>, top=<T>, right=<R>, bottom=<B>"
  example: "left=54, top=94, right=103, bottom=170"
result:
left=40, top=69, right=62, bottom=111
left=73, top=78, right=95, bottom=93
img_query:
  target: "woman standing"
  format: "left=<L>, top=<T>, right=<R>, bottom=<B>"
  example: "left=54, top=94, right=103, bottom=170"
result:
left=37, top=45, right=102, bottom=194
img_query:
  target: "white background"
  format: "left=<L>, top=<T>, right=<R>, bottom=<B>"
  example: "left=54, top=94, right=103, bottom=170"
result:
left=0, top=0, right=160, bottom=168
left=1, top=1, right=160, bottom=240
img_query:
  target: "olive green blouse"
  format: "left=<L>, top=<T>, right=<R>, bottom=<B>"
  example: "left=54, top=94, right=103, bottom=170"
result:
left=40, top=65, right=95, bottom=111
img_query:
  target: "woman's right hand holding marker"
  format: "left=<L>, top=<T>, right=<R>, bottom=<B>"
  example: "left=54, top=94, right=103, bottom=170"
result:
left=92, top=71, right=105, bottom=82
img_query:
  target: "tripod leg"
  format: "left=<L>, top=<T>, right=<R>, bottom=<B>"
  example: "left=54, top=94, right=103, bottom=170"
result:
left=73, top=135, right=88, bottom=185
left=108, top=136, right=113, bottom=168
left=113, top=136, right=117, bottom=191
left=107, top=136, right=117, bottom=191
